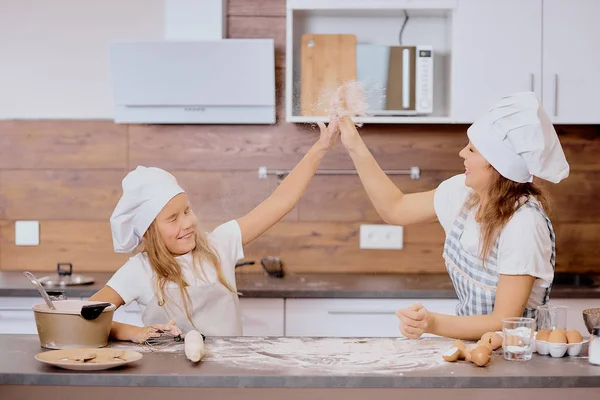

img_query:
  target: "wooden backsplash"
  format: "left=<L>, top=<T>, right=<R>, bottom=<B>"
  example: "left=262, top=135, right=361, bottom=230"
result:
left=1, top=0, right=599, bottom=274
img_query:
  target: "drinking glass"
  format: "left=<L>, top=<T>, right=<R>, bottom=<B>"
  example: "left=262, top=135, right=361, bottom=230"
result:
left=502, top=317, right=535, bottom=361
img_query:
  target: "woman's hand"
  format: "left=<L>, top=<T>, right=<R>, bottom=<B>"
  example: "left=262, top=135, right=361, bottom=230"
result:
left=396, top=303, right=431, bottom=339
left=338, top=115, right=361, bottom=151
left=131, top=319, right=182, bottom=344
left=316, top=117, right=340, bottom=151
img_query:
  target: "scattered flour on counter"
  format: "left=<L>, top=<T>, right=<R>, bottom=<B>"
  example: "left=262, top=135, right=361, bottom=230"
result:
left=110, top=337, right=450, bottom=374
left=205, top=337, right=448, bottom=374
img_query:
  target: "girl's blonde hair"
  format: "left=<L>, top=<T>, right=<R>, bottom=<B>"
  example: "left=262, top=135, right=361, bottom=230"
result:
left=465, top=167, right=553, bottom=264
left=141, top=222, right=237, bottom=326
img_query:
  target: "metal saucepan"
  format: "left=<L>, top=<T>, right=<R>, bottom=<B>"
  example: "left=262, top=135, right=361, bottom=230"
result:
left=32, top=300, right=116, bottom=349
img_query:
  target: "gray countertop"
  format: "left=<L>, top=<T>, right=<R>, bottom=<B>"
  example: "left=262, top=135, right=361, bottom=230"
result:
left=1, top=334, right=600, bottom=388
left=1, top=271, right=600, bottom=299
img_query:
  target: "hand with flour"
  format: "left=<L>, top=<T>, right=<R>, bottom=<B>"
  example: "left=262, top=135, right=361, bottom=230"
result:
left=396, top=303, right=431, bottom=339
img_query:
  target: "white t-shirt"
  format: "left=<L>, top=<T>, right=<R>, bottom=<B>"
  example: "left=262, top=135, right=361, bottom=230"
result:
left=434, top=174, right=554, bottom=310
left=106, top=220, right=244, bottom=313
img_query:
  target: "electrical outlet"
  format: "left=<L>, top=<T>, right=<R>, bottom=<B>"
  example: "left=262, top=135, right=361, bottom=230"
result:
left=15, top=221, right=40, bottom=246
left=360, top=224, right=403, bottom=250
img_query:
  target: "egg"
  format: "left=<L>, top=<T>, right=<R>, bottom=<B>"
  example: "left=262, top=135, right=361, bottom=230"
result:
left=453, top=339, right=468, bottom=360
left=470, top=346, right=492, bottom=367
left=536, top=329, right=551, bottom=342
left=566, top=329, right=583, bottom=344
left=464, top=344, right=477, bottom=362
left=442, top=347, right=460, bottom=362
left=480, top=332, right=503, bottom=350
left=476, top=339, right=493, bottom=352
left=547, top=329, right=568, bottom=344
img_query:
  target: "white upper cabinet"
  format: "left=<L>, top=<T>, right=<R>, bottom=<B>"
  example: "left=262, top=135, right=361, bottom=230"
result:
left=451, top=0, right=542, bottom=123
left=542, top=0, right=600, bottom=124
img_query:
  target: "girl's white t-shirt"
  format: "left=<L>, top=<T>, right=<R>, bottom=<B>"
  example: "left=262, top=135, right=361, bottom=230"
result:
left=434, top=174, right=554, bottom=310
left=106, top=220, right=244, bottom=313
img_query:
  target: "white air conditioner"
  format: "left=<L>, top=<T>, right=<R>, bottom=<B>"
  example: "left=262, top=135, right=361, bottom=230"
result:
left=109, top=39, right=275, bottom=124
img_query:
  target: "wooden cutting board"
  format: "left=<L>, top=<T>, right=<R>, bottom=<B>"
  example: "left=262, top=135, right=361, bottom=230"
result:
left=300, top=34, right=357, bottom=116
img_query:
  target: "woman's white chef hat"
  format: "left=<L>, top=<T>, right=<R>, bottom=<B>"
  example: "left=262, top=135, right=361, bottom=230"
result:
left=110, top=166, right=184, bottom=253
left=467, top=91, right=570, bottom=184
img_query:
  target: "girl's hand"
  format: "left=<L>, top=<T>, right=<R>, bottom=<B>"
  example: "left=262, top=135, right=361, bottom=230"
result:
left=132, top=319, right=182, bottom=344
left=396, top=303, right=430, bottom=339
left=316, top=117, right=340, bottom=151
left=338, top=115, right=361, bottom=151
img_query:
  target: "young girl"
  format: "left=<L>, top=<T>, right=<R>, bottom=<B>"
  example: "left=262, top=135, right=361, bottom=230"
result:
left=334, top=91, right=569, bottom=340
left=89, top=119, right=339, bottom=343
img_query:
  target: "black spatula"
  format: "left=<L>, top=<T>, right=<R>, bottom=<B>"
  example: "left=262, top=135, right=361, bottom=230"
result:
left=80, top=302, right=112, bottom=320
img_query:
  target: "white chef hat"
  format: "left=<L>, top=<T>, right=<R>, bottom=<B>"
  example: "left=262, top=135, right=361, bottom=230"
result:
left=110, top=166, right=184, bottom=253
left=467, top=91, right=570, bottom=184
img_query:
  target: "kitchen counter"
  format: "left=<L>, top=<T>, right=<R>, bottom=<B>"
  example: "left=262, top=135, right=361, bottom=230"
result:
left=1, top=271, right=600, bottom=299
left=1, top=334, right=600, bottom=400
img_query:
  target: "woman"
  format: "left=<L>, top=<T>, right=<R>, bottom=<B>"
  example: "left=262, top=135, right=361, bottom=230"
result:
left=335, top=91, right=569, bottom=340
left=89, top=119, right=339, bottom=343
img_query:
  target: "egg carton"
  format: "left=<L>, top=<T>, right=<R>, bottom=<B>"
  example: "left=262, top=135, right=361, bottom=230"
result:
left=496, top=331, right=587, bottom=358
left=532, top=331, right=588, bottom=357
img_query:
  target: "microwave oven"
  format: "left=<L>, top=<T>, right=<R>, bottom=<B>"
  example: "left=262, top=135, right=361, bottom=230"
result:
left=356, top=44, right=434, bottom=115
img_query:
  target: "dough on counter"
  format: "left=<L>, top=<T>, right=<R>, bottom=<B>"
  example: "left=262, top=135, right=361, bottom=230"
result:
left=185, top=330, right=205, bottom=363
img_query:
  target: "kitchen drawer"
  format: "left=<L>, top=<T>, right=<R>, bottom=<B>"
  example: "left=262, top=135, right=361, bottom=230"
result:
left=240, top=298, right=284, bottom=336
left=0, top=297, right=40, bottom=334
left=547, top=299, right=600, bottom=334
left=285, top=299, right=457, bottom=338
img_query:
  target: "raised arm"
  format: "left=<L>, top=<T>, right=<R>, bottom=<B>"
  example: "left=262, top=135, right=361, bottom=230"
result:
left=236, top=119, right=339, bottom=245
left=338, top=116, right=437, bottom=226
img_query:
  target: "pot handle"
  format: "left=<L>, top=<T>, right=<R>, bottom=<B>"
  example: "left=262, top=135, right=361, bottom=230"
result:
left=57, top=263, right=72, bottom=276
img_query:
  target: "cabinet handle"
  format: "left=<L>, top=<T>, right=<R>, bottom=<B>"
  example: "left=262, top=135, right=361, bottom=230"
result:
left=0, top=307, right=32, bottom=311
left=327, top=311, right=397, bottom=316
left=530, top=73, right=534, bottom=92
left=554, top=73, right=559, bottom=117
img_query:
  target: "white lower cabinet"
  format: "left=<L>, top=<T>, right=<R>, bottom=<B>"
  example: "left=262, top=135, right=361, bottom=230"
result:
left=112, top=297, right=285, bottom=337
left=0, top=297, right=40, bottom=334
left=284, top=299, right=458, bottom=338
left=240, top=298, right=285, bottom=336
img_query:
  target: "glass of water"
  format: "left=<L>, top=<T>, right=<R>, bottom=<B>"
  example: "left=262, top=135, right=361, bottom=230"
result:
left=502, top=317, right=535, bottom=361
left=536, top=305, right=568, bottom=331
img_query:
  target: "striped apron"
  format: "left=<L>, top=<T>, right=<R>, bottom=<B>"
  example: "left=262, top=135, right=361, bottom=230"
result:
left=442, top=201, right=555, bottom=318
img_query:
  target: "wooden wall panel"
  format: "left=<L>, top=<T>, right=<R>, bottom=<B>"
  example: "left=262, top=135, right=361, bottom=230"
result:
left=0, top=121, right=127, bottom=169
left=298, top=171, right=459, bottom=222
left=0, top=170, right=125, bottom=220
left=0, top=220, right=128, bottom=272
left=0, top=0, right=599, bottom=274
left=228, top=0, right=285, bottom=17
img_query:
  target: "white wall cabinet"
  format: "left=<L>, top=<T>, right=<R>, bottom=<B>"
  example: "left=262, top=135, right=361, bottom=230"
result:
left=452, top=0, right=600, bottom=124
left=451, top=0, right=542, bottom=122
left=542, top=0, right=600, bottom=124
left=285, top=298, right=457, bottom=337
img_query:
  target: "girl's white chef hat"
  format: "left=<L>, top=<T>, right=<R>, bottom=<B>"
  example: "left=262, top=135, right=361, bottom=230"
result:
left=110, top=166, right=184, bottom=253
left=467, top=91, right=570, bottom=184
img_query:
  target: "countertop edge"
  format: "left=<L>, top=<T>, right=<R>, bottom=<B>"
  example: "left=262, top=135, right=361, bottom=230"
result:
left=2, top=373, right=600, bottom=388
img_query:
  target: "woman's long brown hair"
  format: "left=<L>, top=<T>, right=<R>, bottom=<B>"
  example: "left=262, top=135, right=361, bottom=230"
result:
left=141, top=222, right=237, bottom=326
left=465, top=168, right=553, bottom=264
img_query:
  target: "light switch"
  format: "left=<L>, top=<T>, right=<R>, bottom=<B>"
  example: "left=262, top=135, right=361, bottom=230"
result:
left=15, top=221, right=40, bottom=246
